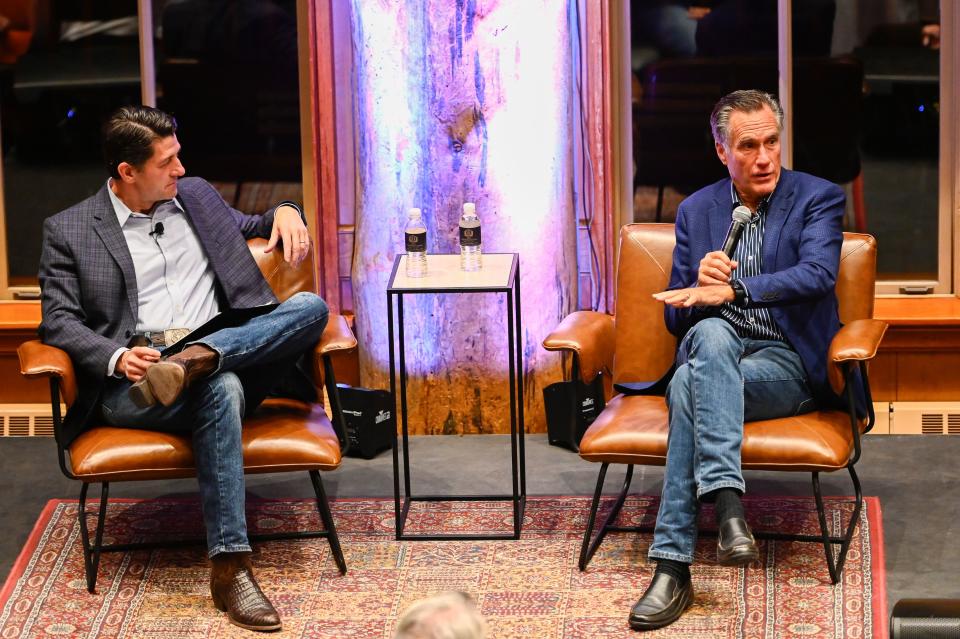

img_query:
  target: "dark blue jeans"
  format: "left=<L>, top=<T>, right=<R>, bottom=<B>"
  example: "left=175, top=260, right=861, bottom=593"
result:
left=648, top=318, right=815, bottom=563
left=100, top=292, right=329, bottom=557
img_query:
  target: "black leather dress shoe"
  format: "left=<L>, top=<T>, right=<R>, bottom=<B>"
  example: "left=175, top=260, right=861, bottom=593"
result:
left=629, top=572, right=693, bottom=631
left=717, top=517, right=759, bottom=566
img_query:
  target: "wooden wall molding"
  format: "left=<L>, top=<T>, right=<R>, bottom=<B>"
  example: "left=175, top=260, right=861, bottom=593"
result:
left=874, top=297, right=960, bottom=328
left=299, top=0, right=342, bottom=312
left=872, top=297, right=960, bottom=401
left=0, top=295, right=957, bottom=406
left=878, top=327, right=960, bottom=352
left=0, top=302, right=47, bottom=403
left=582, top=0, right=618, bottom=313
left=874, top=298, right=960, bottom=351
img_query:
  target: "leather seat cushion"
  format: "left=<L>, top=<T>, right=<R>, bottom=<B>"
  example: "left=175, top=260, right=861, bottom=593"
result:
left=579, top=394, right=861, bottom=472
left=68, top=398, right=342, bottom=481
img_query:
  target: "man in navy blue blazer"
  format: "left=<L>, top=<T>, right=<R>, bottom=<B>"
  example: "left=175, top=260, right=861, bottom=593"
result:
left=629, top=90, right=847, bottom=631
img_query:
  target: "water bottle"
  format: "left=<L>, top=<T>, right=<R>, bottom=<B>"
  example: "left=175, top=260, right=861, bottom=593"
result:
left=405, top=208, right=428, bottom=278
left=459, top=202, right=482, bottom=271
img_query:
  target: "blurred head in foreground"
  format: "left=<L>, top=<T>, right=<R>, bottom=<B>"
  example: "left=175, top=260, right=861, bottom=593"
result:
left=395, top=591, right=487, bottom=639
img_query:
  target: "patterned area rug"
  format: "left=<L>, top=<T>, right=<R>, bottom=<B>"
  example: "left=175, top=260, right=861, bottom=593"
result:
left=0, top=495, right=885, bottom=638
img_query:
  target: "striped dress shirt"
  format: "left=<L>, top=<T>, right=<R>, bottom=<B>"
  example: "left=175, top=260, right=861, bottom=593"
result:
left=718, top=183, right=785, bottom=341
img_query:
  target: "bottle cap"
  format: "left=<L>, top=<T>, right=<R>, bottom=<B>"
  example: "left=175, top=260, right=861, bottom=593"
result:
left=408, top=207, right=422, bottom=218
left=462, top=202, right=476, bottom=215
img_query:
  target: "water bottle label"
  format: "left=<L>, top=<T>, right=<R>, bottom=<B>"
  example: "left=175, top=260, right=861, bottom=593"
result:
left=405, top=231, right=426, bottom=252
left=459, top=226, right=481, bottom=247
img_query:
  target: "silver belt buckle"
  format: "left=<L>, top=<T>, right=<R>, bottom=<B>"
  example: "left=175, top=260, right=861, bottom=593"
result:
left=162, top=328, right=191, bottom=346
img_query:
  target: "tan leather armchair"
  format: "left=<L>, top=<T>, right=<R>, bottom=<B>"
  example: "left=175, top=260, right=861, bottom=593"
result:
left=18, top=237, right=356, bottom=592
left=543, top=224, right=887, bottom=583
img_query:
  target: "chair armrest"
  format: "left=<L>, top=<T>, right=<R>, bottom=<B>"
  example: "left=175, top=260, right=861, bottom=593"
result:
left=17, top=340, right=78, bottom=407
left=317, top=313, right=357, bottom=355
left=311, top=314, right=357, bottom=384
left=827, top=319, right=889, bottom=395
left=542, top=311, right=615, bottom=384
left=309, top=314, right=356, bottom=454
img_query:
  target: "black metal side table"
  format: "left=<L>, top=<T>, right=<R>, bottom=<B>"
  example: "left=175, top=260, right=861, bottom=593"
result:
left=386, top=252, right=526, bottom=540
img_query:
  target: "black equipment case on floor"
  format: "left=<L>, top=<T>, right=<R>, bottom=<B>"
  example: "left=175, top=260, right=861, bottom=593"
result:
left=543, top=377, right=605, bottom=452
left=336, top=384, right=394, bottom=459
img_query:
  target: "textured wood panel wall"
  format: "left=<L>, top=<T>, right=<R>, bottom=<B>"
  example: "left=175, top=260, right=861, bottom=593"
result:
left=349, top=1, right=577, bottom=434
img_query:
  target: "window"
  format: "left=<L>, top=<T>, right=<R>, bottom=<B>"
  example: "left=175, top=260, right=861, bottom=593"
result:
left=150, top=0, right=302, bottom=185
left=0, top=0, right=141, bottom=295
left=0, top=0, right=305, bottom=297
left=820, top=1, right=947, bottom=292
left=627, top=0, right=955, bottom=295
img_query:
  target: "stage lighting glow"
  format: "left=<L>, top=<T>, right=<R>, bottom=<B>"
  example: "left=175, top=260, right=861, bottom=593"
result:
left=349, top=1, right=575, bottom=433
left=482, top=3, right=569, bottom=245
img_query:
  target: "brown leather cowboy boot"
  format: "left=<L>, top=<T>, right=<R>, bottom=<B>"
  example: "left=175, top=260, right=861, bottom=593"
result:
left=129, top=345, right=219, bottom=407
left=210, top=552, right=282, bottom=632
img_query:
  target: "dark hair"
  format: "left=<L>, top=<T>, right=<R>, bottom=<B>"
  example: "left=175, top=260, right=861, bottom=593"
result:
left=102, top=106, right=177, bottom=178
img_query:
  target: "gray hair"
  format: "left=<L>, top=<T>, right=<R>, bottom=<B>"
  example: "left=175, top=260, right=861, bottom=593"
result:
left=395, top=592, right=487, bottom=639
left=710, top=90, right=784, bottom=146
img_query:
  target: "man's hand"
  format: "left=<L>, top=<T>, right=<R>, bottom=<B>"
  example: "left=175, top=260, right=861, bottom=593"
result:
left=698, top=250, right=738, bottom=286
left=117, top=346, right=161, bottom=382
left=654, top=285, right=734, bottom=308
left=265, top=204, right=311, bottom=268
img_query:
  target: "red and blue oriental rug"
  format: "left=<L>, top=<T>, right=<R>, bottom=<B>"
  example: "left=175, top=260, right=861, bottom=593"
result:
left=0, top=495, right=885, bottom=638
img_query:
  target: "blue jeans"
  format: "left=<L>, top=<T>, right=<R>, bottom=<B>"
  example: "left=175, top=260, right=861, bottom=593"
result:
left=100, top=292, right=329, bottom=557
left=648, top=317, right=815, bottom=564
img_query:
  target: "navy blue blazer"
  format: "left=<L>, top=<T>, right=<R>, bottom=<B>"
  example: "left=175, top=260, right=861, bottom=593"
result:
left=665, top=168, right=847, bottom=405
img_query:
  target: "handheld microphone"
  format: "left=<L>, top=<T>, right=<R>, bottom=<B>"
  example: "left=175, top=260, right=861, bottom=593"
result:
left=150, top=222, right=165, bottom=238
left=721, top=206, right=753, bottom=257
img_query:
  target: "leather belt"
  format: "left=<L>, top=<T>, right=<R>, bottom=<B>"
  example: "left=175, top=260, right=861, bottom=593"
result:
left=144, top=328, right=191, bottom=348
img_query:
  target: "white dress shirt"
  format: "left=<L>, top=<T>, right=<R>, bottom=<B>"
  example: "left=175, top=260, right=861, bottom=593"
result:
left=106, top=180, right=219, bottom=375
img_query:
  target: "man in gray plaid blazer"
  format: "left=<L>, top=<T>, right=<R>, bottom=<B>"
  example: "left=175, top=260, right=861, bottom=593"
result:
left=38, top=106, right=327, bottom=632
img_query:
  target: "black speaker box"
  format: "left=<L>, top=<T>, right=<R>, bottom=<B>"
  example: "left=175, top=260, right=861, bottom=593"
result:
left=543, top=377, right=605, bottom=452
left=335, top=384, right=394, bottom=459
left=891, top=599, right=960, bottom=638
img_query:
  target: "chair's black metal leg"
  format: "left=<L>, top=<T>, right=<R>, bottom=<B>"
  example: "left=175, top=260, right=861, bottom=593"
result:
left=77, top=483, right=93, bottom=592
left=93, top=483, right=109, bottom=581
left=833, top=464, right=864, bottom=579
left=579, top=464, right=609, bottom=571
left=78, top=482, right=109, bottom=593
left=811, top=472, right=840, bottom=584
left=309, top=470, right=346, bottom=575
left=811, top=465, right=864, bottom=585
left=579, top=464, right=634, bottom=571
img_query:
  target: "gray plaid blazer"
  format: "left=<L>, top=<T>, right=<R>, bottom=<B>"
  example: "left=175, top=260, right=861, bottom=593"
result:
left=39, top=177, right=280, bottom=446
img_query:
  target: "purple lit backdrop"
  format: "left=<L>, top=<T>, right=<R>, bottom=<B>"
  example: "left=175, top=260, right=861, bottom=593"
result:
left=348, top=1, right=577, bottom=434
